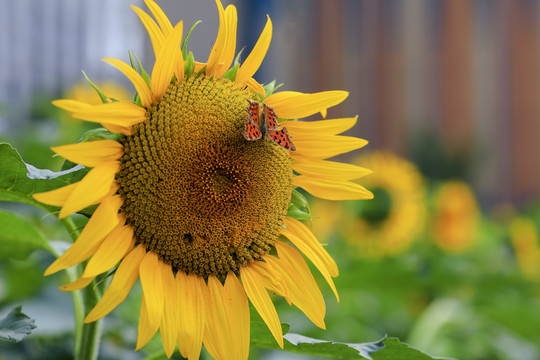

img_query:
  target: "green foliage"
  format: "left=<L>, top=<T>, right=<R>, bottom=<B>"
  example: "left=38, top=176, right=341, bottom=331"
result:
left=0, top=209, right=52, bottom=260
left=0, top=306, right=37, bottom=342
left=0, top=143, right=87, bottom=212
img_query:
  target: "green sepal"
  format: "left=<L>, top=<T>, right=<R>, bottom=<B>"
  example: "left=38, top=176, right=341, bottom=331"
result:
left=134, top=92, right=142, bottom=107
left=195, top=65, right=207, bottom=79
left=233, top=47, right=245, bottom=66
left=291, top=188, right=310, bottom=210
left=184, top=51, right=195, bottom=78
left=222, top=63, right=240, bottom=82
left=287, top=204, right=312, bottom=221
left=129, top=51, right=152, bottom=88
left=263, top=80, right=284, bottom=98
left=182, top=20, right=202, bottom=59
left=81, top=70, right=120, bottom=104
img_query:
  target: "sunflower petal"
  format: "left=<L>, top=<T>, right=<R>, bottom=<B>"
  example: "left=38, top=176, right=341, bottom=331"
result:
left=59, top=162, right=119, bottom=218
left=102, top=58, right=153, bottom=108
left=292, top=159, right=371, bottom=182
left=59, top=275, right=94, bottom=291
left=214, top=5, right=237, bottom=77
left=52, top=140, right=123, bottom=168
left=52, top=99, right=91, bottom=112
left=71, top=102, right=147, bottom=127
left=206, top=0, right=227, bottom=76
left=82, top=220, right=135, bottom=278
left=151, top=21, right=184, bottom=99
left=136, top=295, right=158, bottom=350
left=131, top=6, right=165, bottom=60
left=240, top=266, right=283, bottom=348
left=32, top=183, right=78, bottom=207
left=139, top=252, right=165, bottom=333
left=204, top=276, right=228, bottom=360
left=292, top=135, right=368, bottom=160
left=160, top=265, right=179, bottom=358
left=293, top=176, right=373, bottom=201
left=245, top=77, right=265, bottom=95
left=281, top=117, right=357, bottom=136
left=84, top=245, right=146, bottom=323
left=44, top=195, right=122, bottom=276
left=143, top=0, right=173, bottom=35
left=177, top=273, right=206, bottom=360
left=265, top=91, right=348, bottom=119
left=281, top=225, right=339, bottom=302
left=235, top=16, right=272, bottom=85
left=224, top=274, right=250, bottom=360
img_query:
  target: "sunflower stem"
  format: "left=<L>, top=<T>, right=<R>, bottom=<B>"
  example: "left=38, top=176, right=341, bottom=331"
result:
left=59, top=216, right=86, bottom=360
left=77, top=279, right=103, bottom=360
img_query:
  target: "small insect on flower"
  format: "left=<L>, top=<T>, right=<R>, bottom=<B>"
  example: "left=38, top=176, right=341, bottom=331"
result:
left=242, top=99, right=296, bottom=151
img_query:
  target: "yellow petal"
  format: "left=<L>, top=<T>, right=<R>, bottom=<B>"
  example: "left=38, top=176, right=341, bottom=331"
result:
left=139, top=252, right=165, bottom=333
left=102, top=58, right=153, bottom=108
left=59, top=162, right=119, bottom=218
left=52, top=99, right=91, bottom=112
left=249, top=259, right=287, bottom=298
left=45, top=195, right=122, bottom=276
left=204, top=276, right=228, bottom=360
left=206, top=0, right=227, bottom=76
left=194, top=61, right=206, bottom=73
left=177, top=273, right=206, bottom=360
left=32, top=182, right=78, bottom=207
left=101, top=123, right=133, bottom=136
left=265, top=91, right=348, bottom=119
left=84, top=245, right=146, bottom=323
left=59, top=275, right=94, bottom=291
left=236, top=16, right=272, bottom=85
left=52, top=140, right=123, bottom=168
left=281, top=220, right=339, bottom=301
left=292, top=159, right=371, bottom=182
left=214, top=5, right=237, bottom=77
left=293, top=175, right=373, bottom=200
left=224, top=274, right=250, bottom=360
left=264, top=251, right=326, bottom=329
left=274, top=242, right=326, bottom=328
left=292, top=135, right=368, bottom=160
left=245, top=77, right=265, bottom=96
left=143, top=0, right=173, bottom=35
left=151, top=21, right=183, bottom=99
left=281, top=117, right=357, bottom=136
left=82, top=220, right=135, bottom=278
left=160, top=266, right=179, bottom=358
left=136, top=295, right=159, bottom=350
left=71, top=102, right=147, bottom=127
left=131, top=6, right=165, bottom=60
left=240, top=266, right=283, bottom=348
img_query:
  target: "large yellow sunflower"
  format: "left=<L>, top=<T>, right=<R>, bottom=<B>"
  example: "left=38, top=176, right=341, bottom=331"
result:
left=430, top=180, right=479, bottom=253
left=341, top=151, right=425, bottom=257
left=33, top=1, right=372, bottom=359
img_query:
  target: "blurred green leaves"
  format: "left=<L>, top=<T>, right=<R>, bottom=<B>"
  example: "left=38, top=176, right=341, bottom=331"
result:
left=0, top=306, right=36, bottom=342
left=0, top=209, right=52, bottom=260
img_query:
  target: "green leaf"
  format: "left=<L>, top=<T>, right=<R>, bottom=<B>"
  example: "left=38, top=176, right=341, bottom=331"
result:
left=0, top=209, right=52, bottom=259
left=372, top=338, right=454, bottom=360
left=0, top=143, right=88, bottom=212
left=0, top=306, right=37, bottom=342
left=263, top=80, right=284, bottom=98
left=82, top=70, right=111, bottom=104
left=287, top=204, right=312, bottom=221
left=222, top=63, right=240, bottom=81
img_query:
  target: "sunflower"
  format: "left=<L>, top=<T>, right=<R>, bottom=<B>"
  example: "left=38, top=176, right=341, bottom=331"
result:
left=510, top=216, right=540, bottom=281
left=33, top=1, right=372, bottom=359
left=341, top=151, right=425, bottom=257
left=430, top=180, right=479, bottom=253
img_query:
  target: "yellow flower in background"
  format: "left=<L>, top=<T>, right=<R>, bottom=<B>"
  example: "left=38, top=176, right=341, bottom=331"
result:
left=431, top=180, right=479, bottom=253
left=64, top=81, right=131, bottom=105
left=341, top=151, right=425, bottom=257
left=510, top=216, right=540, bottom=281
left=32, top=1, right=372, bottom=359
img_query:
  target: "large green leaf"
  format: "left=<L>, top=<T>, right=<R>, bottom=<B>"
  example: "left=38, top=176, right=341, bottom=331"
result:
left=0, top=143, right=87, bottom=212
left=0, top=306, right=36, bottom=342
left=0, top=209, right=52, bottom=259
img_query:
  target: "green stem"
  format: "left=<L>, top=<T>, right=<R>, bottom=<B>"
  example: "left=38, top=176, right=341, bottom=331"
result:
left=77, top=280, right=103, bottom=360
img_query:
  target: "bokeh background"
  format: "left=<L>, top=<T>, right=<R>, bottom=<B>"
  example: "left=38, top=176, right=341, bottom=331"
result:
left=1, top=1, right=540, bottom=360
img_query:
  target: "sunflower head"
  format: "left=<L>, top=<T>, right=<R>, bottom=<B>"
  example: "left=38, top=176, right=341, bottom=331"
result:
left=341, top=151, right=426, bottom=257
left=32, top=0, right=372, bottom=359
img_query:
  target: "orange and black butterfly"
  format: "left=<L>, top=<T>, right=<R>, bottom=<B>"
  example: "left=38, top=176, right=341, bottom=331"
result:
left=242, top=99, right=296, bottom=151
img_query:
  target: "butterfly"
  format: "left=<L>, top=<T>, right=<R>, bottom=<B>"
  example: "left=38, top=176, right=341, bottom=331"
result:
left=242, top=100, right=296, bottom=151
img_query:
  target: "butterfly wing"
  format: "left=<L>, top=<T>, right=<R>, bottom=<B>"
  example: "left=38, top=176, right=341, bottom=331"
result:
left=262, top=103, right=278, bottom=130
left=242, top=115, right=262, bottom=140
left=246, top=99, right=261, bottom=126
left=268, top=127, right=296, bottom=151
